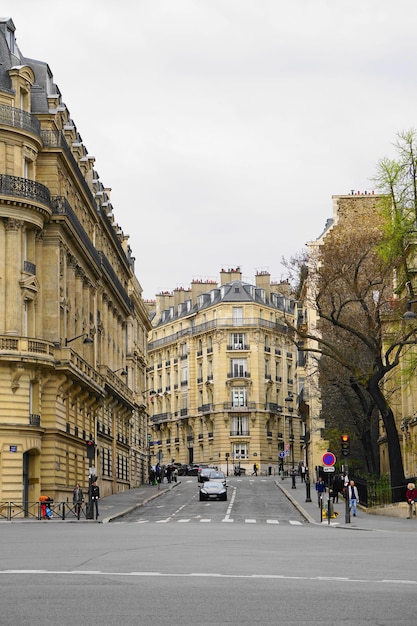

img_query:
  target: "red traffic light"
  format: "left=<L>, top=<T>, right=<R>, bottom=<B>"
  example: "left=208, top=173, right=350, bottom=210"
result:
left=86, top=439, right=96, bottom=460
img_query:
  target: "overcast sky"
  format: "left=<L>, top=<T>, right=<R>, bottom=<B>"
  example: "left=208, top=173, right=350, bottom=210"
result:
left=5, top=1, right=417, bottom=298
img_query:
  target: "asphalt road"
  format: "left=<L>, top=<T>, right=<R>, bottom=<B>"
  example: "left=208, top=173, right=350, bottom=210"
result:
left=118, top=475, right=306, bottom=524
left=0, top=477, right=416, bottom=625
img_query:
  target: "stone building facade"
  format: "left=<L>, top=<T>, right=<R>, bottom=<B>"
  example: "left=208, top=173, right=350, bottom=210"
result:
left=146, top=268, right=304, bottom=475
left=0, top=18, right=151, bottom=508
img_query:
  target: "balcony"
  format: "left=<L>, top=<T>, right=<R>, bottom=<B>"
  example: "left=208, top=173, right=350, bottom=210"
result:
left=198, top=403, right=214, bottom=414
left=0, top=174, right=51, bottom=209
left=29, top=413, right=40, bottom=427
left=227, top=371, right=251, bottom=379
left=227, top=344, right=249, bottom=351
left=23, top=260, right=36, bottom=275
left=0, top=104, right=40, bottom=135
left=230, top=430, right=250, bottom=436
left=180, top=408, right=188, bottom=416
left=0, top=335, right=54, bottom=367
left=223, top=402, right=256, bottom=411
left=266, top=402, right=282, bottom=413
left=150, top=412, right=171, bottom=424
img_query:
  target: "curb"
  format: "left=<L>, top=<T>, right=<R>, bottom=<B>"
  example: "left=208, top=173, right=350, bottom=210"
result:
left=276, top=480, right=318, bottom=524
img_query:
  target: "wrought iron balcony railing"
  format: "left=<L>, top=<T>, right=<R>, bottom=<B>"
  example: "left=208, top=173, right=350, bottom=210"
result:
left=0, top=104, right=41, bottom=135
left=0, top=174, right=51, bottom=206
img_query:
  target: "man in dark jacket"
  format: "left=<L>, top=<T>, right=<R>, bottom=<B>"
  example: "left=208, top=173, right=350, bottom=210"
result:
left=89, top=481, right=100, bottom=518
left=331, top=475, right=343, bottom=503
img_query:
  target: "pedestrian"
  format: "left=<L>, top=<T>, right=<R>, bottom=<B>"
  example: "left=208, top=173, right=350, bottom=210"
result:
left=155, top=462, right=161, bottom=481
left=173, top=467, right=178, bottom=483
left=166, top=464, right=172, bottom=483
left=315, top=476, right=326, bottom=506
left=252, top=463, right=258, bottom=476
left=348, top=479, right=359, bottom=517
left=72, top=483, right=84, bottom=518
left=89, top=480, right=100, bottom=518
left=405, top=482, right=417, bottom=518
left=331, top=475, right=343, bottom=504
left=300, top=464, right=306, bottom=483
left=39, top=495, right=53, bottom=519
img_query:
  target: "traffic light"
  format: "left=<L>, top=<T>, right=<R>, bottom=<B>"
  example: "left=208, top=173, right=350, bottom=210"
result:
left=341, top=434, right=350, bottom=457
left=86, top=439, right=96, bottom=460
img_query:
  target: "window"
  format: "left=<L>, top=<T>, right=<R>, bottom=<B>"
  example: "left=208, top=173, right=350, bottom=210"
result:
left=231, top=388, right=247, bottom=407
left=232, top=442, right=249, bottom=459
left=231, top=358, right=247, bottom=377
left=231, top=332, right=245, bottom=349
left=231, top=415, right=248, bottom=435
left=232, top=307, right=243, bottom=326
left=6, top=27, right=15, bottom=53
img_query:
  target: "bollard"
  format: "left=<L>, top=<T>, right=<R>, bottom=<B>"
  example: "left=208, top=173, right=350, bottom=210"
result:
left=305, top=479, right=312, bottom=502
left=291, top=471, right=296, bottom=489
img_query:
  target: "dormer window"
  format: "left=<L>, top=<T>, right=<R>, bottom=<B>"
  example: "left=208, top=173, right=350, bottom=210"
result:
left=6, top=26, right=15, bottom=54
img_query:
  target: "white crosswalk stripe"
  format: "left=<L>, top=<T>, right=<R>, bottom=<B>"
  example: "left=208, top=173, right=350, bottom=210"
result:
left=134, top=518, right=303, bottom=525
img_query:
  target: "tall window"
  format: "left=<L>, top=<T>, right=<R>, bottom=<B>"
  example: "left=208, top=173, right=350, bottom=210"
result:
left=231, top=415, right=248, bottom=435
left=232, top=441, right=249, bottom=459
left=231, top=332, right=245, bottom=349
left=231, top=358, right=247, bottom=377
left=231, top=388, right=247, bottom=407
left=232, top=307, right=243, bottom=326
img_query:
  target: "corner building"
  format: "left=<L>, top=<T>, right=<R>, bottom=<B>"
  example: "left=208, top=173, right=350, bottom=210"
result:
left=146, top=268, right=303, bottom=475
left=0, top=19, right=151, bottom=507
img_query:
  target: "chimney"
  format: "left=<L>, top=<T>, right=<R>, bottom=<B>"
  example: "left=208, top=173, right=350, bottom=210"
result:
left=191, top=279, right=218, bottom=306
left=255, top=271, right=271, bottom=299
left=220, top=266, right=242, bottom=285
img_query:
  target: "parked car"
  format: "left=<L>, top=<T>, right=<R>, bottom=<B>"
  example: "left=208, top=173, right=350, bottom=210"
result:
left=199, top=481, right=227, bottom=501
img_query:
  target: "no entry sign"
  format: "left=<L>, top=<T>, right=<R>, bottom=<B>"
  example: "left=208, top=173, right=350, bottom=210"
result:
left=322, top=452, right=336, bottom=467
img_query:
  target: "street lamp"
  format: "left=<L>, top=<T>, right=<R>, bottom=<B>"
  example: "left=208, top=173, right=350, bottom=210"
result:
left=285, top=394, right=297, bottom=489
left=65, top=333, right=93, bottom=346
left=112, top=368, right=128, bottom=377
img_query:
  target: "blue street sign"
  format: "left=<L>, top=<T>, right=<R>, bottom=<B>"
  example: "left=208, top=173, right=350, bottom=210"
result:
left=279, top=451, right=285, bottom=458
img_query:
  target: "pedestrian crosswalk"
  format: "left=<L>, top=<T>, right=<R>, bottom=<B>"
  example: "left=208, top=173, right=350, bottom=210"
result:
left=129, top=518, right=304, bottom=525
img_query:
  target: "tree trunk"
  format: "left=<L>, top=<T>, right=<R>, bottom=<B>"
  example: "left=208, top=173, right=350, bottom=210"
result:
left=367, top=377, right=405, bottom=501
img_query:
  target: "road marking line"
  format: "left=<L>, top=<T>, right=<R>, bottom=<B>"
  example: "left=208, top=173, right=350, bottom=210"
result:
left=200, top=519, right=211, bottom=523
left=1, top=570, right=416, bottom=585
left=222, top=518, right=234, bottom=522
left=289, top=520, right=302, bottom=525
left=177, top=519, right=190, bottom=523
left=245, top=519, right=256, bottom=523
left=266, top=520, right=279, bottom=524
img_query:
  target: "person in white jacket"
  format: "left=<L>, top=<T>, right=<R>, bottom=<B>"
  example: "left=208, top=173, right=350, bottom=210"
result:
left=348, top=480, right=359, bottom=516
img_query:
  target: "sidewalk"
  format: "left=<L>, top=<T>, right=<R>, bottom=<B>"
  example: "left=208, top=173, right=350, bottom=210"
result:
left=277, top=476, right=417, bottom=532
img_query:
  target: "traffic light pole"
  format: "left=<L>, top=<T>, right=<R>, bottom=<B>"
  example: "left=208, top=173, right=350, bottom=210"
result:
left=344, top=462, right=350, bottom=524
left=86, top=439, right=96, bottom=520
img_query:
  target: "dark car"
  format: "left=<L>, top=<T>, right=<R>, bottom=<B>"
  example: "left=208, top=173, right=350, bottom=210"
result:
left=198, top=468, right=213, bottom=483
left=188, top=463, right=208, bottom=476
left=208, top=471, right=227, bottom=485
left=199, top=481, right=227, bottom=501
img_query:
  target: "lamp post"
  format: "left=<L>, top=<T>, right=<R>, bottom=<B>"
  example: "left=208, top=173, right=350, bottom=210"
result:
left=65, top=333, right=93, bottom=346
left=285, top=394, right=297, bottom=489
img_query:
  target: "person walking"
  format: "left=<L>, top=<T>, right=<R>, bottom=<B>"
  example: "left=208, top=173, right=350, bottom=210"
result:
left=89, top=481, right=100, bottom=519
left=315, top=476, right=326, bottom=507
left=405, top=482, right=417, bottom=518
left=331, top=475, right=343, bottom=504
left=348, top=479, right=359, bottom=516
left=72, top=483, right=84, bottom=518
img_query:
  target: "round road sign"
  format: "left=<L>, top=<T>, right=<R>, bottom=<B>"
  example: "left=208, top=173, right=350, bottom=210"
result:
left=322, top=452, right=336, bottom=467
